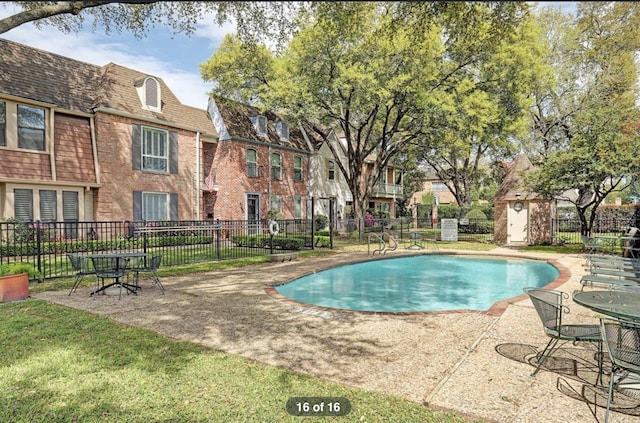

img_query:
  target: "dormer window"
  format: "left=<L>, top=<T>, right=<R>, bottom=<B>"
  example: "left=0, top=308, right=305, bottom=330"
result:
left=250, top=115, right=267, bottom=137
left=135, top=76, right=162, bottom=113
left=145, top=78, right=159, bottom=108
left=276, top=121, right=289, bottom=142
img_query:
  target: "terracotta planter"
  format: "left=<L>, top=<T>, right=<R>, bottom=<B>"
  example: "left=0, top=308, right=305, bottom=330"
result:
left=0, top=272, right=30, bottom=302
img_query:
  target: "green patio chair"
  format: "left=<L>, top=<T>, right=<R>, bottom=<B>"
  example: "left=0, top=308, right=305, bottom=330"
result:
left=523, top=288, right=602, bottom=379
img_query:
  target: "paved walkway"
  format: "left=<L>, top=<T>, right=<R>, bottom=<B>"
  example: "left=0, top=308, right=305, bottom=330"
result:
left=33, top=248, right=640, bottom=422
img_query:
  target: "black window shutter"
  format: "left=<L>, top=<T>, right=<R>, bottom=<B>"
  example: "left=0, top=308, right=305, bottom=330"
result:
left=170, top=192, right=178, bottom=220
left=133, top=191, right=142, bottom=220
left=132, top=124, right=142, bottom=170
left=169, top=131, right=178, bottom=174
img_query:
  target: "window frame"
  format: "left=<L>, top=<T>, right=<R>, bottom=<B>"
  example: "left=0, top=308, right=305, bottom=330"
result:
left=293, top=195, right=302, bottom=219
left=144, top=77, right=160, bottom=110
left=17, top=104, right=46, bottom=151
left=141, top=126, right=169, bottom=173
left=293, top=156, right=303, bottom=181
left=270, top=194, right=282, bottom=214
left=276, top=121, right=289, bottom=142
left=246, top=148, right=258, bottom=177
left=253, top=115, right=267, bottom=137
left=327, top=159, right=336, bottom=181
left=271, top=152, right=282, bottom=180
left=14, top=188, right=34, bottom=222
left=39, top=189, right=57, bottom=222
left=142, top=192, right=169, bottom=221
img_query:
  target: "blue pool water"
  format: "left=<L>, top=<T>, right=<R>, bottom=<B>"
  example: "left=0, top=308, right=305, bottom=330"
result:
left=275, top=255, right=560, bottom=312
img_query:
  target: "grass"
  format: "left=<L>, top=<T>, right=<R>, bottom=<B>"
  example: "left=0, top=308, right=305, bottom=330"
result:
left=0, top=300, right=480, bottom=423
left=9, top=239, right=578, bottom=422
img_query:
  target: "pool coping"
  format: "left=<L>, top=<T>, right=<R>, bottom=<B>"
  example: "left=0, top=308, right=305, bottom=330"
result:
left=263, top=250, right=571, bottom=317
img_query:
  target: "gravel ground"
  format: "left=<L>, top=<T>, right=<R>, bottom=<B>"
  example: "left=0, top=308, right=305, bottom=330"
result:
left=32, top=248, right=640, bottom=422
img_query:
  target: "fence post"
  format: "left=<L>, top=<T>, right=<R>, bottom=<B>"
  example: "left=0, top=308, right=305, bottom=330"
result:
left=35, top=220, right=42, bottom=276
left=215, top=223, right=221, bottom=260
left=142, top=221, right=148, bottom=255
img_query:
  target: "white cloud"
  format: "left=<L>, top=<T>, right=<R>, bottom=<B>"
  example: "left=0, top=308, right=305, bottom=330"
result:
left=0, top=5, right=233, bottom=109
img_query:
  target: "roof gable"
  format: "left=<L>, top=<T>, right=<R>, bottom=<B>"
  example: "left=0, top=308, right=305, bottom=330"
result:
left=494, top=153, right=543, bottom=201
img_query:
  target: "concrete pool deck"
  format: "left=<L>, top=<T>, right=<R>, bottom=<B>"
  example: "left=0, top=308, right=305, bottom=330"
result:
left=33, top=247, right=640, bottom=422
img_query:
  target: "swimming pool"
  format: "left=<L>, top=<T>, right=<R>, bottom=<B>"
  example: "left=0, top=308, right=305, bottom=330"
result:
left=274, top=254, right=560, bottom=313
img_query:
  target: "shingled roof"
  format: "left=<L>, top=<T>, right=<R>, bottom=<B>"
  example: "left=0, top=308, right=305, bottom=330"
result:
left=0, top=38, right=216, bottom=136
left=494, top=153, right=544, bottom=201
left=0, top=38, right=101, bottom=112
left=208, top=95, right=311, bottom=152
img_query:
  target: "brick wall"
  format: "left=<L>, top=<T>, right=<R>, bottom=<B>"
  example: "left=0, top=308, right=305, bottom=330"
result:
left=494, top=202, right=508, bottom=243
left=92, top=112, right=198, bottom=221
left=210, top=139, right=309, bottom=220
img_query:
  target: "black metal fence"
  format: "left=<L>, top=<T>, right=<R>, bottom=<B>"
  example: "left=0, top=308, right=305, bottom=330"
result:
left=334, top=217, right=495, bottom=243
left=0, top=219, right=316, bottom=280
left=552, top=218, right=639, bottom=245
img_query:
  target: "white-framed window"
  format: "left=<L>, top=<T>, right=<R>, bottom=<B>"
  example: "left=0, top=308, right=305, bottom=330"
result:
left=252, top=115, right=267, bottom=137
left=142, top=192, right=168, bottom=221
left=17, top=104, right=46, bottom=151
left=293, top=195, right=302, bottom=219
left=0, top=101, right=6, bottom=146
left=143, top=77, right=161, bottom=112
left=14, top=189, right=33, bottom=221
left=246, top=148, right=258, bottom=177
left=39, top=190, right=57, bottom=222
left=271, top=152, right=282, bottom=180
left=380, top=169, right=387, bottom=184
left=142, top=126, right=168, bottom=172
left=276, top=121, right=289, bottom=142
left=293, top=156, right=303, bottom=181
left=327, top=159, right=336, bottom=180
left=270, top=194, right=282, bottom=214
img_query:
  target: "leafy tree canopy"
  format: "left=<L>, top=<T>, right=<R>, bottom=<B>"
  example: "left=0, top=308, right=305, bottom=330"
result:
left=201, top=1, right=531, bottom=220
left=525, top=2, right=640, bottom=236
left=0, top=1, right=305, bottom=43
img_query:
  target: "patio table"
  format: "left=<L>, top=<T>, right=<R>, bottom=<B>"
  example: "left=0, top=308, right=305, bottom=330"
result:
left=87, top=252, right=147, bottom=297
left=573, top=289, right=640, bottom=321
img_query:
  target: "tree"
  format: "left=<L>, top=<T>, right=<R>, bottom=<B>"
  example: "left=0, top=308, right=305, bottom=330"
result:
left=201, top=2, right=530, bottom=222
left=411, top=8, right=545, bottom=207
left=0, top=1, right=304, bottom=43
left=525, top=2, right=640, bottom=236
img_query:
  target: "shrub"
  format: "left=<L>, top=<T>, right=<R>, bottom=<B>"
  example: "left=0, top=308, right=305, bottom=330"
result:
left=464, top=209, right=487, bottom=220
left=364, top=213, right=375, bottom=227
left=0, top=262, right=43, bottom=281
left=314, top=215, right=329, bottom=230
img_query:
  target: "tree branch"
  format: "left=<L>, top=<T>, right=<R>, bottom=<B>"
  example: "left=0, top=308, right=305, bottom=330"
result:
left=0, top=1, right=159, bottom=35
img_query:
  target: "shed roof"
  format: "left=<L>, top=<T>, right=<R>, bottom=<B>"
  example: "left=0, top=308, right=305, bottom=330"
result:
left=494, top=153, right=545, bottom=201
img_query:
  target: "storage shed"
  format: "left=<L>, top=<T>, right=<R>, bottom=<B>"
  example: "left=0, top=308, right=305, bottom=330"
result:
left=493, top=153, right=554, bottom=246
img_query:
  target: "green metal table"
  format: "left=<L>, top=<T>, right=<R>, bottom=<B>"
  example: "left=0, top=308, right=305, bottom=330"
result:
left=573, top=290, right=640, bottom=321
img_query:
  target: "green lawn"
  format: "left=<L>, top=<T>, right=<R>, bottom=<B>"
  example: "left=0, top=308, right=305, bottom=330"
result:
left=0, top=300, right=480, bottom=423
left=6, top=239, right=576, bottom=422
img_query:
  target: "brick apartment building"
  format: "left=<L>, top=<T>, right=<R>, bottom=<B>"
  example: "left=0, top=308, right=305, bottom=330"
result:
left=0, top=38, right=217, bottom=226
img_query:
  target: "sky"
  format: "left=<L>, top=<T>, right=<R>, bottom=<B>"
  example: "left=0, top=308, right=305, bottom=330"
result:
left=0, top=2, right=235, bottom=109
left=0, top=2, right=578, bottom=111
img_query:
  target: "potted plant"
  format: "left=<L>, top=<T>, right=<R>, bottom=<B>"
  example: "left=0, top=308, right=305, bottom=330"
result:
left=0, top=262, right=41, bottom=302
